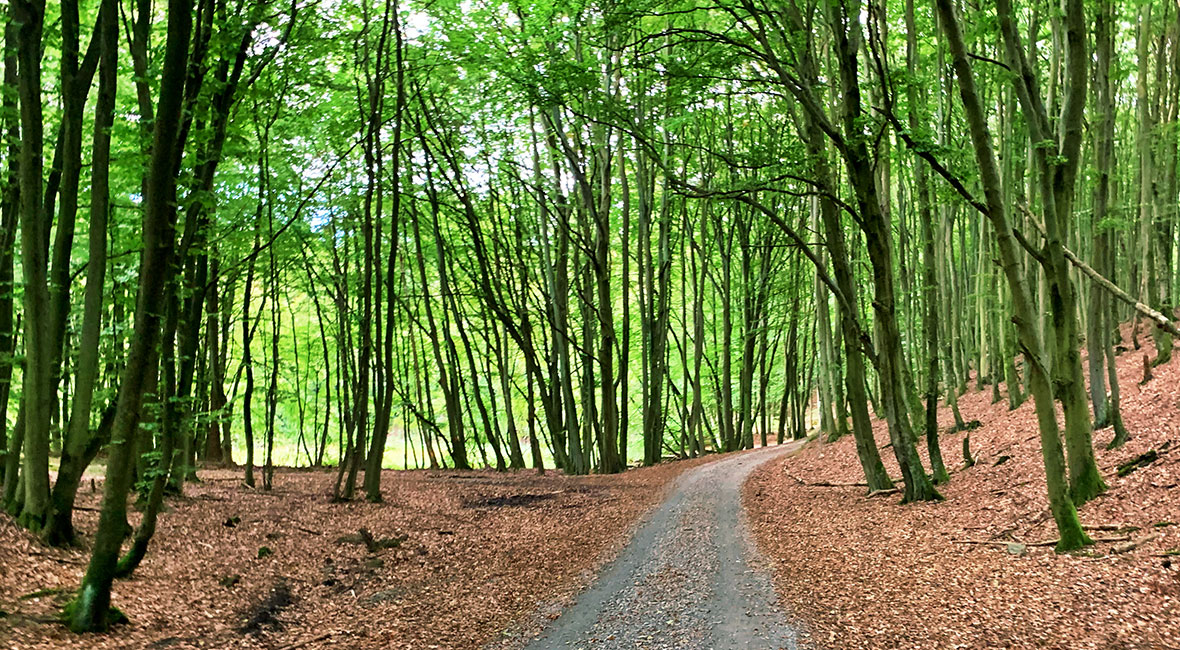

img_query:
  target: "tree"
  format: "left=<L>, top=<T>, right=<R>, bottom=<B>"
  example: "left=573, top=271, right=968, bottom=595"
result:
left=931, top=0, right=1090, bottom=550
left=67, top=0, right=194, bottom=627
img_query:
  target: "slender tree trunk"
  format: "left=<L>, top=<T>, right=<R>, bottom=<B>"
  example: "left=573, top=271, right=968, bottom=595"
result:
left=994, top=0, right=1106, bottom=505
left=934, top=0, right=1090, bottom=550
left=264, top=208, right=279, bottom=491
left=43, top=0, right=117, bottom=545
left=242, top=225, right=259, bottom=488
left=828, top=0, right=938, bottom=502
left=906, top=0, right=948, bottom=484
left=814, top=202, right=838, bottom=443
left=113, top=350, right=167, bottom=578
left=1088, top=0, right=1115, bottom=432
left=67, top=0, right=193, bottom=625
left=365, top=0, right=406, bottom=500
left=0, top=21, right=20, bottom=499
left=780, top=9, right=892, bottom=491
left=205, top=257, right=226, bottom=464
left=13, top=0, right=53, bottom=532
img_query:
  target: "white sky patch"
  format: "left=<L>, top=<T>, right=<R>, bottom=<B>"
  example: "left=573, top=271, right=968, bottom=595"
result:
left=404, top=9, right=431, bottom=42
left=307, top=207, right=334, bottom=230
left=250, top=22, right=284, bottom=57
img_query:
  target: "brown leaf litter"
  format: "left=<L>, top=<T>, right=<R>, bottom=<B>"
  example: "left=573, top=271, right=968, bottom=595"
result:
left=1, top=456, right=711, bottom=649
left=745, top=325, right=1180, bottom=649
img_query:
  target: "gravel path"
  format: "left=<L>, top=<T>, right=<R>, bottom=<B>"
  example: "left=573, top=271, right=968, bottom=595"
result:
left=521, top=443, right=802, bottom=650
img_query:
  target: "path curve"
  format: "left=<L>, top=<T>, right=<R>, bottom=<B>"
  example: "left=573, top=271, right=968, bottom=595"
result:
left=521, top=443, right=802, bottom=650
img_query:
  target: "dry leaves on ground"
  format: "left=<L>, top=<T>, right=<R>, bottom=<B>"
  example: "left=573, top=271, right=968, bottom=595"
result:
left=1, top=456, right=710, bottom=650
left=745, top=327, right=1180, bottom=650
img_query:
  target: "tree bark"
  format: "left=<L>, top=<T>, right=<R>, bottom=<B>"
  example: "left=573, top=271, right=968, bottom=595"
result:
left=934, top=0, right=1090, bottom=550
left=67, top=0, right=193, bottom=626
left=43, top=0, right=117, bottom=545
left=13, top=0, right=52, bottom=532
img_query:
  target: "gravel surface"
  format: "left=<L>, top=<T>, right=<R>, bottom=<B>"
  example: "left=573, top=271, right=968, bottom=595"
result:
left=522, top=444, right=802, bottom=650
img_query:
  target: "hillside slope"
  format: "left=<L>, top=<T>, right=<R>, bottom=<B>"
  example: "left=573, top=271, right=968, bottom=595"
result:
left=746, top=326, right=1180, bottom=649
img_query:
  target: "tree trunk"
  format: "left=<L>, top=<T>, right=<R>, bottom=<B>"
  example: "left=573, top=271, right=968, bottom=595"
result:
left=13, top=0, right=53, bottom=532
left=205, top=256, right=226, bottom=464
left=906, top=0, right=949, bottom=484
left=242, top=224, right=259, bottom=488
left=828, top=0, right=939, bottom=503
left=43, top=0, right=117, bottom=545
left=994, top=0, right=1106, bottom=505
left=0, top=21, right=20, bottom=498
left=934, top=0, right=1090, bottom=550
left=67, top=0, right=192, bottom=626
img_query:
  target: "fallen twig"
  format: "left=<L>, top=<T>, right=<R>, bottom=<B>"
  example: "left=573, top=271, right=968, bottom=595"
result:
left=19, top=587, right=69, bottom=600
left=278, top=516, right=322, bottom=536
left=1027, top=535, right=1132, bottom=547
left=27, top=551, right=86, bottom=566
left=954, top=534, right=1134, bottom=548
left=784, top=472, right=868, bottom=488
left=1117, top=450, right=1159, bottom=477
left=1113, top=533, right=1160, bottom=554
left=1083, top=524, right=1127, bottom=532
left=279, top=632, right=333, bottom=650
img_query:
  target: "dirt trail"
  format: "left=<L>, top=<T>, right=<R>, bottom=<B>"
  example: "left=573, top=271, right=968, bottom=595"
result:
left=520, top=443, right=802, bottom=650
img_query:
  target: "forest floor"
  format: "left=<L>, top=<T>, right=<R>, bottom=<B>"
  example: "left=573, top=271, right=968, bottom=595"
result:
left=0, top=454, right=715, bottom=649
left=5, top=327, right=1178, bottom=650
left=746, top=323, right=1180, bottom=649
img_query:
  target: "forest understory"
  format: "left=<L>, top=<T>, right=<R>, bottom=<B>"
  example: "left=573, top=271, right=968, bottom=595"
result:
left=2, top=325, right=1179, bottom=649
left=0, top=455, right=716, bottom=649
left=747, top=324, right=1180, bottom=650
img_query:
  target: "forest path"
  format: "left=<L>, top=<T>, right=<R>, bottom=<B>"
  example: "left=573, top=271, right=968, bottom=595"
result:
left=519, top=442, right=803, bottom=650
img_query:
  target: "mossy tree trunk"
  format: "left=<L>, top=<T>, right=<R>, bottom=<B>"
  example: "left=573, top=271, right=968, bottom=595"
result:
left=13, top=0, right=53, bottom=534
left=67, top=0, right=192, bottom=628
left=934, top=0, right=1090, bottom=551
